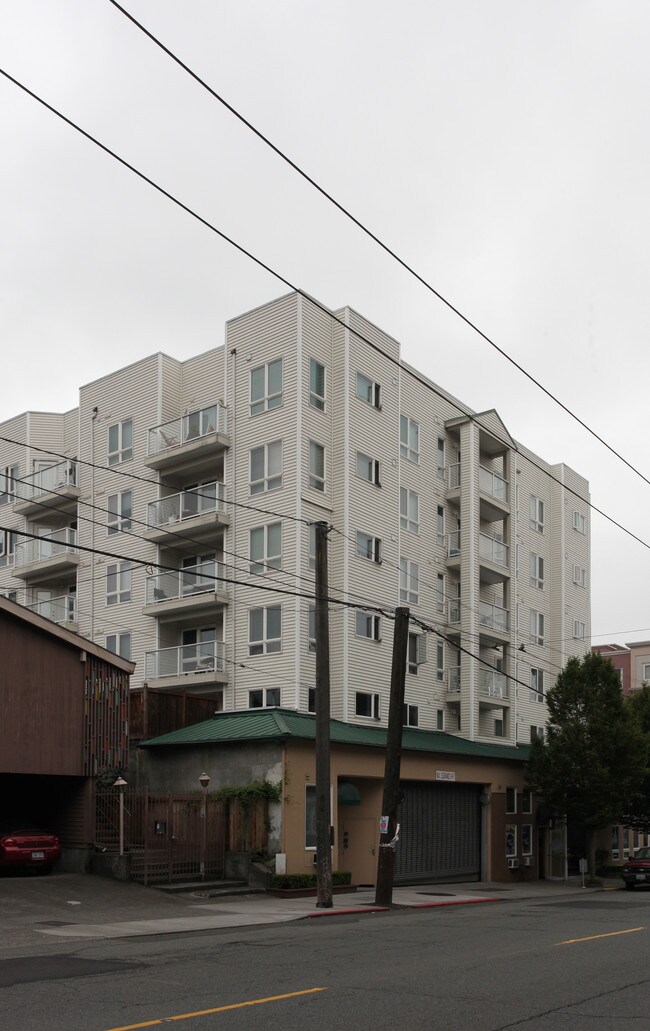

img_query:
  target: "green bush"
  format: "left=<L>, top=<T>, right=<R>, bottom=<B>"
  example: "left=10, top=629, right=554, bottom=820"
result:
left=271, top=871, right=352, bottom=889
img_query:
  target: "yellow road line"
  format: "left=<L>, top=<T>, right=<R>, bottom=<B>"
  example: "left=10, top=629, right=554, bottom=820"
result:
left=104, top=987, right=326, bottom=1030
left=556, top=927, right=644, bottom=945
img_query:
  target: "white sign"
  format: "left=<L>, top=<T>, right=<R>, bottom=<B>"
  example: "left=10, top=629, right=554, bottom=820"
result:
left=436, top=770, right=456, bottom=781
left=380, top=815, right=389, bottom=834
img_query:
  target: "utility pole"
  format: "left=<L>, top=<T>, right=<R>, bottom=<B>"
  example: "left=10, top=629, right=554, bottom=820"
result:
left=314, top=521, right=333, bottom=908
left=375, top=606, right=410, bottom=906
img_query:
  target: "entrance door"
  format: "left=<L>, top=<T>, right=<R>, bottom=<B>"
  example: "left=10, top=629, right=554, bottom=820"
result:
left=340, top=815, right=379, bottom=886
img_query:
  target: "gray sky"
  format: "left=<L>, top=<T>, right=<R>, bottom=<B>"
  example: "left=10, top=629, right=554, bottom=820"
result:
left=1, top=0, right=649, bottom=643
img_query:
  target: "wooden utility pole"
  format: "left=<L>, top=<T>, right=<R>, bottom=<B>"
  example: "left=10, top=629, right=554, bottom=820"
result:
left=314, top=521, right=333, bottom=908
left=375, top=606, right=410, bottom=906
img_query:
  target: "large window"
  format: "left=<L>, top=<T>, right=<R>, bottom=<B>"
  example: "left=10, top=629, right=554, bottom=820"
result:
left=356, top=530, right=382, bottom=564
left=309, top=358, right=325, bottom=411
left=108, top=420, right=133, bottom=466
left=400, top=488, right=419, bottom=533
left=250, top=358, right=283, bottom=416
left=530, top=668, right=544, bottom=703
left=572, top=510, right=586, bottom=534
left=356, top=611, right=381, bottom=640
left=106, top=562, right=131, bottom=605
left=308, top=605, right=316, bottom=653
left=249, top=688, right=281, bottom=708
left=249, top=605, right=282, bottom=655
left=436, top=438, right=445, bottom=479
left=573, top=564, right=586, bottom=587
left=407, top=632, right=427, bottom=674
left=106, top=632, right=131, bottom=660
left=305, top=784, right=317, bottom=848
left=250, top=441, right=283, bottom=494
left=309, top=441, right=325, bottom=492
left=436, top=573, right=445, bottom=614
left=530, top=495, right=544, bottom=533
left=355, top=691, right=380, bottom=719
left=399, top=558, right=419, bottom=604
left=0, top=465, right=18, bottom=505
left=573, top=620, right=586, bottom=640
left=530, top=609, right=545, bottom=645
left=0, top=529, right=17, bottom=567
left=356, top=451, right=381, bottom=486
left=250, top=522, right=282, bottom=573
left=506, top=787, right=517, bottom=814
left=437, top=506, right=445, bottom=545
left=400, top=415, right=419, bottom=463
left=356, top=372, right=381, bottom=408
left=107, top=491, right=132, bottom=536
left=403, top=704, right=419, bottom=727
left=529, top=552, right=544, bottom=590
left=436, top=641, right=445, bottom=682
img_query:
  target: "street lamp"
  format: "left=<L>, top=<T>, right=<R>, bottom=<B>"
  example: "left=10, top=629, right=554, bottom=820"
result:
left=199, top=772, right=210, bottom=880
left=114, top=776, right=127, bottom=857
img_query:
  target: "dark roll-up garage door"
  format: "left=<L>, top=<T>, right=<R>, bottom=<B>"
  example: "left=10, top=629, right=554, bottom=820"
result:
left=395, top=781, right=481, bottom=883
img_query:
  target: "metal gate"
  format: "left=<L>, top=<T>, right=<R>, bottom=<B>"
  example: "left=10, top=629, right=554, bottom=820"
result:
left=394, top=781, right=481, bottom=883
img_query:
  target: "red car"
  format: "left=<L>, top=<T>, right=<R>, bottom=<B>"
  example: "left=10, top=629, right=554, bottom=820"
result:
left=0, top=825, right=61, bottom=874
left=622, top=846, right=650, bottom=890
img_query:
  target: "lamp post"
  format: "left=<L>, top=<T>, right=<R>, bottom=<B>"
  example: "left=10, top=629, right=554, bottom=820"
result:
left=114, top=777, right=127, bottom=857
left=199, top=772, right=210, bottom=880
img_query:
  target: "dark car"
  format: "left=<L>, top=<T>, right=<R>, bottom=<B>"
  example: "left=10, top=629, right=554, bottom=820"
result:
left=621, top=846, right=650, bottom=890
left=0, top=824, right=61, bottom=874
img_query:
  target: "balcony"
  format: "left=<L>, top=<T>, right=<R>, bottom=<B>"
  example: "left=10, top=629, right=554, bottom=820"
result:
left=142, top=562, right=229, bottom=620
left=144, top=641, right=227, bottom=691
left=478, top=531, right=510, bottom=584
left=145, top=404, right=229, bottom=473
left=447, top=600, right=461, bottom=626
left=446, top=531, right=461, bottom=572
left=14, top=460, right=79, bottom=519
left=479, top=668, right=509, bottom=701
left=27, top=594, right=77, bottom=627
left=478, top=464, right=509, bottom=521
left=479, top=600, right=510, bottom=645
left=447, top=666, right=461, bottom=694
left=145, top=482, right=229, bottom=546
left=14, top=528, right=79, bottom=583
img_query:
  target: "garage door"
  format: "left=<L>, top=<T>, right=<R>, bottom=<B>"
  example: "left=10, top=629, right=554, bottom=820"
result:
left=395, top=781, right=481, bottom=883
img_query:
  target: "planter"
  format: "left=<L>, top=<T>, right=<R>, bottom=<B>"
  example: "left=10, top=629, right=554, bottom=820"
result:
left=266, top=885, right=358, bottom=899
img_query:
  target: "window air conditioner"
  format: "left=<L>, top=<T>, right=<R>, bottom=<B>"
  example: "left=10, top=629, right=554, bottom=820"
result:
left=507, top=858, right=519, bottom=870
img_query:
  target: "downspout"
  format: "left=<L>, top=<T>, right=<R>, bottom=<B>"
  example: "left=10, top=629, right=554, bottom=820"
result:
left=229, top=345, right=237, bottom=711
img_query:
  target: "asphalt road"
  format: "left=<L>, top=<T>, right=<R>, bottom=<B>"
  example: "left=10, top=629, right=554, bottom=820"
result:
left=2, top=890, right=650, bottom=1030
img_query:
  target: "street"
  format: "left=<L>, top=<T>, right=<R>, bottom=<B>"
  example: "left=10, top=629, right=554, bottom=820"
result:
left=2, top=887, right=650, bottom=1030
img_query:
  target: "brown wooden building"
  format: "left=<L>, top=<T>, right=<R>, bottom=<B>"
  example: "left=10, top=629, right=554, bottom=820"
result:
left=0, top=596, right=134, bottom=869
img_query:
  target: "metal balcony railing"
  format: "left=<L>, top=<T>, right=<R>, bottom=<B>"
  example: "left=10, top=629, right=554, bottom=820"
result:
left=479, top=532, right=509, bottom=567
left=479, top=600, right=509, bottom=634
left=144, top=640, right=225, bottom=679
left=14, top=527, right=77, bottom=567
left=478, top=465, right=507, bottom=503
left=447, top=666, right=461, bottom=692
left=147, top=404, right=227, bottom=456
left=18, top=460, right=77, bottom=500
left=479, top=668, right=509, bottom=699
left=27, top=594, right=77, bottom=623
left=147, top=482, right=226, bottom=529
left=145, top=561, right=225, bottom=604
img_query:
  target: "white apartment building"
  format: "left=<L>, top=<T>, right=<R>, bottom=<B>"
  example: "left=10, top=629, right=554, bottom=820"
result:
left=0, top=291, right=591, bottom=749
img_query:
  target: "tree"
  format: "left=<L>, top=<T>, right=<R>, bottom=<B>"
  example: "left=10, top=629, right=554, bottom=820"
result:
left=526, top=652, right=648, bottom=874
left=623, top=684, right=650, bottom=830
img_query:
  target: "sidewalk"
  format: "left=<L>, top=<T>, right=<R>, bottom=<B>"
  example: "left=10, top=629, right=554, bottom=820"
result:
left=0, top=872, right=622, bottom=949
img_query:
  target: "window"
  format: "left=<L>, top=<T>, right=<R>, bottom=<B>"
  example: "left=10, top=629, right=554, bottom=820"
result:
left=530, top=725, right=545, bottom=743
left=356, top=691, right=380, bottom=719
left=506, top=825, right=517, bottom=858
left=530, top=553, right=544, bottom=590
left=494, top=718, right=504, bottom=737
left=0, top=465, right=18, bottom=505
left=407, top=632, right=427, bottom=674
left=530, top=495, right=544, bottom=533
left=250, top=440, right=283, bottom=494
left=181, top=627, right=217, bottom=673
left=573, top=564, right=586, bottom=587
left=308, top=605, right=316, bottom=653
left=522, top=824, right=533, bottom=856
left=356, top=372, right=381, bottom=408
left=611, top=825, right=620, bottom=860
left=400, top=488, right=419, bottom=533
left=573, top=510, right=586, bottom=534
left=356, top=530, right=381, bottom=563
left=436, top=641, right=445, bottom=682
left=307, top=688, right=316, bottom=713
left=0, top=529, right=16, bottom=567
left=505, top=787, right=517, bottom=814
left=400, top=415, right=419, bottom=463
left=436, top=573, right=445, bottom=614
left=573, top=620, right=586, bottom=640
left=436, top=710, right=444, bottom=731
left=309, top=358, right=325, bottom=411
left=356, top=611, right=381, bottom=640
left=309, top=441, right=325, bottom=492
left=106, top=633, right=131, bottom=660
left=108, top=420, right=133, bottom=466
left=643, top=663, right=650, bottom=683
left=399, top=558, right=419, bottom=604
left=107, top=491, right=132, bottom=535
left=181, top=554, right=215, bottom=595
left=522, top=789, right=533, bottom=814
left=305, top=784, right=317, bottom=848
left=106, top=562, right=131, bottom=605
left=437, top=506, right=445, bottom=545
left=530, top=609, right=544, bottom=645
left=250, top=358, right=283, bottom=416
left=436, top=438, right=445, bottom=478
left=530, top=668, right=544, bottom=703
left=356, top=451, right=381, bottom=486
left=249, top=605, right=282, bottom=655
left=248, top=688, right=281, bottom=708
left=250, top=522, right=282, bottom=573
left=308, top=523, right=316, bottom=570
left=403, top=704, right=419, bottom=727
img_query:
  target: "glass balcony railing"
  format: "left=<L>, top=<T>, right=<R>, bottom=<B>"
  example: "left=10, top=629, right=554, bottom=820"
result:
left=147, top=482, right=226, bottom=529
left=148, top=404, right=227, bottom=456
left=479, top=668, right=509, bottom=699
left=479, top=532, right=509, bottom=567
left=18, top=460, right=77, bottom=500
left=144, top=640, right=225, bottom=678
left=448, top=601, right=461, bottom=624
left=447, top=463, right=461, bottom=489
left=145, top=562, right=225, bottom=604
left=14, top=527, right=77, bottom=568
left=478, top=465, right=507, bottom=503
left=27, top=595, right=77, bottom=624
left=447, top=531, right=461, bottom=558
left=479, top=600, right=509, bottom=634
left=447, top=666, right=461, bottom=692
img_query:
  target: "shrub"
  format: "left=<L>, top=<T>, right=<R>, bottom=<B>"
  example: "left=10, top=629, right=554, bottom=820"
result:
left=270, top=871, right=352, bottom=889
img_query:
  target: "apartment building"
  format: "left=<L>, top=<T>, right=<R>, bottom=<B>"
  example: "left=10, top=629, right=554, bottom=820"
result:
left=0, top=291, right=591, bottom=751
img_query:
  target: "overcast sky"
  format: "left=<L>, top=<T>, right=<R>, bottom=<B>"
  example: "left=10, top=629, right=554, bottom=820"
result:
left=1, top=1, right=649, bottom=643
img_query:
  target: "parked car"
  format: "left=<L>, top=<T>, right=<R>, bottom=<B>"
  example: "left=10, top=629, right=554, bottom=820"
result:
left=0, top=824, right=61, bottom=874
left=621, top=846, right=650, bottom=890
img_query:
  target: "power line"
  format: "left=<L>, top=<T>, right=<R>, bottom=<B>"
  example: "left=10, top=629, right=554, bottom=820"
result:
left=106, top=0, right=650, bottom=494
